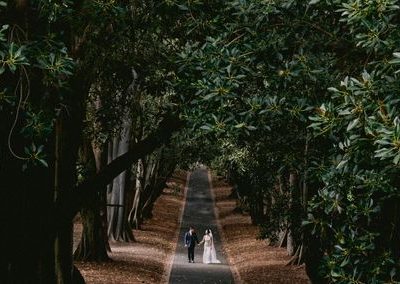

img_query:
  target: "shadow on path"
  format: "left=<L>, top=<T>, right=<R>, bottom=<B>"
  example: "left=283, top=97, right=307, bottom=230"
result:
left=169, top=168, right=234, bottom=284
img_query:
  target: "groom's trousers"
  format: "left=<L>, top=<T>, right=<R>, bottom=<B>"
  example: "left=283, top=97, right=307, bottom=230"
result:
left=188, top=245, right=195, bottom=261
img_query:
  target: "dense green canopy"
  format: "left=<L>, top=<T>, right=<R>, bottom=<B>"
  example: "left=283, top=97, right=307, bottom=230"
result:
left=2, top=0, right=400, bottom=283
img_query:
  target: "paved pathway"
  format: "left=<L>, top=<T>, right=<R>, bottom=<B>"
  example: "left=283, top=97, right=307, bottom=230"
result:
left=169, top=169, right=234, bottom=284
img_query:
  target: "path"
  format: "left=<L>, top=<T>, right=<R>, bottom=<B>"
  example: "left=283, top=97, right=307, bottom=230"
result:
left=169, top=168, right=234, bottom=284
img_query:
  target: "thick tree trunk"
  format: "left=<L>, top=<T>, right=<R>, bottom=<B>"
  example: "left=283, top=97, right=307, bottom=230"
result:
left=304, top=232, right=326, bottom=283
left=1, top=168, right=56, bottom=283
left=74, top=207, right=110, bottom=261
left=0, top=62, right=93, bottom=284
left=74, top=143, right=110, bottom=261
left=107, top=120, right=135, bottom=241
left=0, top=103, right=56, bottom=282
left=106, top=70, right=138, bottom=242
left=54, top=94, right=85, bottom=283
left=95, top=145, right=111, bottom=253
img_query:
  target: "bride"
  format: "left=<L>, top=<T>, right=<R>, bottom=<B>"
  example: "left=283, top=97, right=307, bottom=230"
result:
left=199, top=229, right=221, bottom=264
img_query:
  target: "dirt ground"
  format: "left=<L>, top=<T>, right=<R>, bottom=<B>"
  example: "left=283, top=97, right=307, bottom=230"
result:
left=212, top=177, right=310, bottom=284
left=73, top=170, right=188, bottom=284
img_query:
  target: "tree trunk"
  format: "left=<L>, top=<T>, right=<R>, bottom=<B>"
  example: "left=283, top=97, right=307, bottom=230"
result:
left=128, top=159, right=145, bottom=229
left=287, top=172, right=298, bottom=257
left=107, top=120, right=135, bottom=242
left=289, top=138, right=310, bottom=266
left=55, top=115, right=182, bottom=223
left=247, top=181, right=264, bottom=225
left=74, top=142, right=110, bottom=261
left=1, top=114, right=181, bottom=282
left=286, top=229, right=295, bottom=256
left=141, top=158, right=162, bottom=219
left=142, top=157, right=176, bottom=220
left=54, top=97, right=85, bottom=283
left=74, top=207, right=110, bottom=261
left=138, top=157, right=156, bottom=218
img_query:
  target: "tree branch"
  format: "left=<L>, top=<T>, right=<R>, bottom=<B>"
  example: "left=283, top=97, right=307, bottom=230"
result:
left=55, top=115, right=183, bottom=224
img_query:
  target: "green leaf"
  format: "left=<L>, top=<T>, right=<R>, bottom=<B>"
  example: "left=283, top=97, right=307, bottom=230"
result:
left=177, top=4, right=189, bottom=11
left=328, top=87, right=339, bottom=93
left=226, top=64, right=232, bottom=75
left=38, top=159, right=49, bottom=168
left=374, top=148, right=393, bottom=158
left=200, top=125, right=212, bottom=131
left=393, top=52, right=400, bottom=58
left=235, top=123, right=245, bottom=128
left=338, top=109, right=351, bottom=116
left=330, top=270, right=341, bottom=277
left=389, top=58, right=400, bottom=65
left=393, top=153, right=400, bottom=164
left=336, top=159, right=348, bottom=169
left=340, top=257, right=350, bottom=267
left=347, top=118, right=359, bottom=131
left=334, top=245, right=344, bottom=251
left=203, top=93, right=216, bottom=100
left=375, top=139, right=392, bottom=146
left=9, top=64, right=17, bottom=73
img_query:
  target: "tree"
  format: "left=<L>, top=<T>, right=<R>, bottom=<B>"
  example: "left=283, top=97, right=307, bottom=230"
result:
left=170, top=0, right=400, bottom=282
left=1, top=1, right=182, bottom=281
left=3, top=0, right=400, bottom=282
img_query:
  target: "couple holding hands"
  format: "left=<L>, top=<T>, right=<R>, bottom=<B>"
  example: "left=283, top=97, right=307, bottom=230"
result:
left=184, top=226, right=221, bottom=264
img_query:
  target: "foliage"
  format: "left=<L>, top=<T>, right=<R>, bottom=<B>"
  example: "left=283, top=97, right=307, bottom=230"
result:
left=3, top=0, right=400, bottom=282
left=171, top=0, right=400, bottom=282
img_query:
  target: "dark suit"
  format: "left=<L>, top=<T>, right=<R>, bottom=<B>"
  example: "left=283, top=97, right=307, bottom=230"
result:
left=184, top=231, right=199, bottom=261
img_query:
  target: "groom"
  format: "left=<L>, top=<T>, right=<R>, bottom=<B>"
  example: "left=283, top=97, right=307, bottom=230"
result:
left=184, top=226, right=199, bottom=263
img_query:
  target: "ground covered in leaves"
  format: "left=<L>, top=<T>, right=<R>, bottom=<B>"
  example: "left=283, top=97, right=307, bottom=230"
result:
left=73, top=171, right=187, bottom=284
left=212, top=177, right=310, bottom=284
left=72, top=171, right=310, bottom=284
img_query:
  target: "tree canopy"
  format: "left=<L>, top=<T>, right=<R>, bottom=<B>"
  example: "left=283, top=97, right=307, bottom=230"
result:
left=2, top=0, right=400, bottom=283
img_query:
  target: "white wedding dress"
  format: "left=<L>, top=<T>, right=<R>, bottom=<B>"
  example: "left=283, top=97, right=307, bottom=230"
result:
left=201, top=230, right=221, bottom=264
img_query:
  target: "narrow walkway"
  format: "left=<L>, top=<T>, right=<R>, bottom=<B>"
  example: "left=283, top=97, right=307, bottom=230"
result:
left=169, top=168, right=234, bottom=283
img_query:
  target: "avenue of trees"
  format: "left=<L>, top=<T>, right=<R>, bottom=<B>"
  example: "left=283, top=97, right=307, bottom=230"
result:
left=1, top=1, right=400, bottom=283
